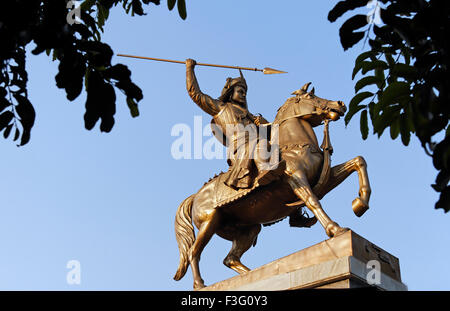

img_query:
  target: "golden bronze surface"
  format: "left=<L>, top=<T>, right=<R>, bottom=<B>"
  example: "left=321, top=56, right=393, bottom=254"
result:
left=174, top=60, right=371, bottom=289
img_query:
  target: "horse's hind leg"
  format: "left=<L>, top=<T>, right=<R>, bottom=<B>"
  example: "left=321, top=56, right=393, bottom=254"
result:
left=319, top=156, right=371, bottom=217
left=189, top=209, right=221, bottom=289
left=288, top=170, right=348, bottom=237
left=222, top=225, right=261, bottom=275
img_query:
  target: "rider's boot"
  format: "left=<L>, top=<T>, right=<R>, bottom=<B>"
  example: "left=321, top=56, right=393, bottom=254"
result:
left=289, top=209, right=317, bottom=228
left=256, top=160, right=286, bottom=186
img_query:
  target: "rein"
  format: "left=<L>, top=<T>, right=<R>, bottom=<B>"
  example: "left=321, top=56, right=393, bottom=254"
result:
left=313, top=119, right=332, bottom=196
left=274, top=96, right=333, bottom=125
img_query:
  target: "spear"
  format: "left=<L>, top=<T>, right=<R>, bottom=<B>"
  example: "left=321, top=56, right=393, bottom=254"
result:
left=117, top=54, right=287, bottom=75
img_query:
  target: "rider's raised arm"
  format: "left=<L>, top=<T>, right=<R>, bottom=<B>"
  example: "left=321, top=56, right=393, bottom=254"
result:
left=186, top=59, right=222, bottom=116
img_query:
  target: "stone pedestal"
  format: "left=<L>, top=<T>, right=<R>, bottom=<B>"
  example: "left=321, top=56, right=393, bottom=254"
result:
left=200, top=231, right=407, bottom=291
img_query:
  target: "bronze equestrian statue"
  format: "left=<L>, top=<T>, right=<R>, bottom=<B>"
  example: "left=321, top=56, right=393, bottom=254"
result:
left=174, top=59, right=371, bottom=289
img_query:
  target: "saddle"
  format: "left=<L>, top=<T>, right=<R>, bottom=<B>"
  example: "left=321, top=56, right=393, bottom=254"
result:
left=209, top=161, right=317, bottom=229
left=210, top=160, right=286, bottom=209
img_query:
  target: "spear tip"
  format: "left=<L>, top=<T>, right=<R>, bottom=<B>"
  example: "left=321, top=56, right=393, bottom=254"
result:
left=263, top=67, right=287, bottom=74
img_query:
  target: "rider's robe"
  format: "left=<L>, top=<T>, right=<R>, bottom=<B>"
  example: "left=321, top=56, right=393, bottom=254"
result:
left=187, top=69, right=262, bottom=189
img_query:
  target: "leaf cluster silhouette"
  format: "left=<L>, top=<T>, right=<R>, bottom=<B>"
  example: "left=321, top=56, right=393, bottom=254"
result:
left=0, top=0, right=187, bottom=145
left=329, top=0, right=449, bottom=212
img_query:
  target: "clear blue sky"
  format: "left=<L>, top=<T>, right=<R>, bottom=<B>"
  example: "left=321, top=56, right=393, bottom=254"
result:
left=0, top=1, right=448, bottom=290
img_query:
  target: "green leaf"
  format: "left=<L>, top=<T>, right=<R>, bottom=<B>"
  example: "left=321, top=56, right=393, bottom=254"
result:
left=125, top=2, right=132, bottom=14
left=378, top=81, right=410, bottom=110
left=20, top=128, right=31, bottom=146
left=84, top=67, right=90, bottom=90
left=361, top=60, right=388, bottom=75
left=103, top=4, right=110, bottom=20
left=385, top=53, right=395, bottom=67
left=177, top=0, right=187, bottom=20
left=0, top=111, right=14, bottom=131
left=13, top=127, right=19, bottom=141
left=401, top=47, right=411, bottom=66
left=339, top=15, right=368, bottom=50
left=399, top=113, right=411, bottom=146
left=368, top=101, right=375, bottom=122
left=352, top=61, right=366, bottom=80
left=387, top=73, right=398, bottom=84
left=353, top=60, right=389, bottom=79
left=345, top=91, right=373, bottom=125
left=355, top=76, right=383, bottom=93
left=345, top=104, right=366, bottom=125
left=404, top=102, right=415, bottom=133
left=14, top=94, right=36, bottom=130
left=127, top=97, right=139, bottom=118
left=328, top=0, right=368, bottom=22
left=167, top=0, right=176, bottom=10
left=81, top=0, right=96, bottom=11
left=96, top=3, right=108, bottom=31
left=352, top=51, right=378, bottom=80
left=104, top=64, right=131, bottom=81
left=349, top=92, right=374, bottom=110
left=3, top=123, right=13, bottom=139
left=360, top=109, right=369, bottom=140
left=52, top=49, right=59, bottom=61
left=355, top=51, right=376, bottom=66
left=0, top=98, right=10, bottom=112
left=374, top=67, right=385, bottom=88
left=391, top=63, right=418, bottom=80
left=390, top=117, right=400, bottom=139
left=373, top=105, right=401, bottom=137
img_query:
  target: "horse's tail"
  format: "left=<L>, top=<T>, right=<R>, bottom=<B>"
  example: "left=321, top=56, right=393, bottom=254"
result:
left=173, top=195, right=195, bottom=281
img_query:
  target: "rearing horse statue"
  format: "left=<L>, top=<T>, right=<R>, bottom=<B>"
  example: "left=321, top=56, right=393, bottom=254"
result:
left=174, top=82, right=371, bottom=289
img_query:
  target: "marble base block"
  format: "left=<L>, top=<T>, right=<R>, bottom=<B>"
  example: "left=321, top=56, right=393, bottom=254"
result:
left=200, top=230, right=407, bottom=291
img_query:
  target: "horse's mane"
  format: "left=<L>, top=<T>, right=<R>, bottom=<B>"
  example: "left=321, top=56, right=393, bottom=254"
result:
left=203, top=170, right=225, bottom=185
left=276, top=96, right=297, bottom=113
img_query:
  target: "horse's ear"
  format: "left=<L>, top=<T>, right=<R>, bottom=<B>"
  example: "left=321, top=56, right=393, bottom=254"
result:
left=301, top=82, right=311, bottom=92
left=239, top=69, right=244, bottom=79
left=291, top=89, right=306, bottom=96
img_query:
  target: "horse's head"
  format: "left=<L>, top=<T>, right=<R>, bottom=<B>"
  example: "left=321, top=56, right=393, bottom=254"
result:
left=291, top=82, right=346, bottom=123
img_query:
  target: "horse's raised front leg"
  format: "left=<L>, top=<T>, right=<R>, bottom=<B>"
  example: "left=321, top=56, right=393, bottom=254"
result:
left=319, top=156, right=371, bottom=217
left=189, top=209, right=221, bottom=289
left=287, top=170, right=348, bottom=237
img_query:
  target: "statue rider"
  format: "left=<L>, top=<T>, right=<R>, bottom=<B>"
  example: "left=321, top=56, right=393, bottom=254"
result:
left=185, top=59, right=316, bottom=227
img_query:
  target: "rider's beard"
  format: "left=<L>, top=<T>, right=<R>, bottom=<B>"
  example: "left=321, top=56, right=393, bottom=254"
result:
left=231, top=98, right=248, bottom=110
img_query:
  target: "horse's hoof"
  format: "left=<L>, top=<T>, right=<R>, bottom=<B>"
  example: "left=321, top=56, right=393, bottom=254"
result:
left=352, top=198, right=369, bottom=217
left=224, top=256, right=251, bottom=275
left=193, top=280, right=206, bottom=290
left=326, top=222, right=348, bottom=238
left=334, top=227, right=350, bottom=237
